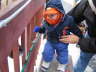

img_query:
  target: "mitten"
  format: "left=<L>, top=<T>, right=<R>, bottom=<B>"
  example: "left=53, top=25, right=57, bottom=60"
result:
left=33, top=26, right=41, bottom=32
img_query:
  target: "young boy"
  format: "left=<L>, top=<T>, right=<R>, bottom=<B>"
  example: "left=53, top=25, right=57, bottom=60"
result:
left=34, top=0, right=82, bottom=72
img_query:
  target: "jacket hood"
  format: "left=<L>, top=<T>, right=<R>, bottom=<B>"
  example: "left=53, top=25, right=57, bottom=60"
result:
left=46, top=0, right=65, bottom=14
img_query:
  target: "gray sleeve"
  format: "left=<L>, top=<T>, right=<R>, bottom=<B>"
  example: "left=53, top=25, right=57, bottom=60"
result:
left=84, top=54, right=96, bottom=72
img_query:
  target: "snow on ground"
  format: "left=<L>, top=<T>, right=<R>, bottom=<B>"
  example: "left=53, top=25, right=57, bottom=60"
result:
left=68, top=44, right=80, bottom=65
left=8, top=55, right=22, bottom=72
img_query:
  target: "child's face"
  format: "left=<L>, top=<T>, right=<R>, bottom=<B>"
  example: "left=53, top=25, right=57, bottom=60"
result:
left=44, top=7, right=63, bottom=25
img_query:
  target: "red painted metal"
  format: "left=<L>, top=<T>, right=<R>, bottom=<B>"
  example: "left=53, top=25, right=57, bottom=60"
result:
left=0, top=58, right=9, bottom=72
left=27, top=23, right=33, bottom=52
left=0, top=0, right=27, bottom=19
left=28, top=6, right=44, bottom=72
left=21, top=31, right=26, bottom=66
left=13, top=41, right=20, bottom=72
left=0, top=0, right=45, bottom=62
left=0, top=0, right=45, bottom=72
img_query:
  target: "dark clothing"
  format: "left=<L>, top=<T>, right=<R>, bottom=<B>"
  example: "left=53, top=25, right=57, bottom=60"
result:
left=39, top=0, right=82, bottom=42
left=44, top=15, right=82, bottom=42
left=46, top=0, right=65, bottom=14
left=68, top=0, right=96, bottom=53
left=40, top=0, right=82, bottom=65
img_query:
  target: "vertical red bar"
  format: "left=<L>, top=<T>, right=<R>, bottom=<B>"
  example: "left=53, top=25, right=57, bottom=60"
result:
left=0, top=58, right=9, bottom=72
left=24, top=27, right=28, bottom=60
left=21, top=29, right=30, bottom=72
left=13, top=41, right=20, bottom=72
left=31, top=17, right=36, bottom=41
left=25, top=16, right=35, bottom=72
left=28, top=6, right=44, bottom=72
left=27, top=23, right=33, bottom=52
left=21, top=31, right=26, bottom=65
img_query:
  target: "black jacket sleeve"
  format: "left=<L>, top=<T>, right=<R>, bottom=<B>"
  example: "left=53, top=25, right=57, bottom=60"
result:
left=68, top=0, right=96, bottom=53
left=78, top=38, right=96, bottom=53
left=68, top=0, right=87, bottom=24
left=68, top=16, right=82, bottom=38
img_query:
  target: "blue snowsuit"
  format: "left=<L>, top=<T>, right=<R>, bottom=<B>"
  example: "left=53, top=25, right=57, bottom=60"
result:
left=38, top=0, right=82, bottom=64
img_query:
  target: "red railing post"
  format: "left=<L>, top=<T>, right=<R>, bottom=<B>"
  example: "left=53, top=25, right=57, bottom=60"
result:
left=0, top=0, right=45, bottom=72
left=21, top=31, right=26, bottom=66
left=26, top=6, right=45, bottom=72
left=0, top=58, right=9, bottom=72
left=13, top=41, right=20, bottom=72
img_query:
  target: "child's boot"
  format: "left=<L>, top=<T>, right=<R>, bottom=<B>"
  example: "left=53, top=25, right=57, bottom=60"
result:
left=56, top=63, right=67, bottom=72
left=40, top=60, right=50, bottom=72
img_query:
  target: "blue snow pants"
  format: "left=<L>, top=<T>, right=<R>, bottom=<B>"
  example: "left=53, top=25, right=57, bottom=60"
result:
left=42, top=40, right=68, bottom=64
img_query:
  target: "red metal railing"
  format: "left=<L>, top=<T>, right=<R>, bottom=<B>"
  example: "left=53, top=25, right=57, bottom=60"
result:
left=0, top=0, right=45, bottom=72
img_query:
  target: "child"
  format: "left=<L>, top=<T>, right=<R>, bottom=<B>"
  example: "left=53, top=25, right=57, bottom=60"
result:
left=33, top=0, right=82, bottom=72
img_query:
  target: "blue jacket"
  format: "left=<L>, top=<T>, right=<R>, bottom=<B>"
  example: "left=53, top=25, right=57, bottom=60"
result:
left=39, top=0, right=82, bottom=42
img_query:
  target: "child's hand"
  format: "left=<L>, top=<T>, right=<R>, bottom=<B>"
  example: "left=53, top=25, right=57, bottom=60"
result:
left=33, top=26, right=41, bottom=32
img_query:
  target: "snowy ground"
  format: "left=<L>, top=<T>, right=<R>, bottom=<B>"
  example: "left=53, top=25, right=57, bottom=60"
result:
left=68, top=44, right=80, bottom=65
left=8, top=56, right=22, bottom=72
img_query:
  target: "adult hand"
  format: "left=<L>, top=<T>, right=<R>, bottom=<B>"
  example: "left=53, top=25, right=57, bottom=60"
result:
left=59, top=34, right=80, bottom=44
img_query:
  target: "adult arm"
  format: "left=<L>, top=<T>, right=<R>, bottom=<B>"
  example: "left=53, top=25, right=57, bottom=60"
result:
left=68, top=0, right=87, bottom=24
left=59, top=34, right=96, bottom=53
left=64, top=0, right=96, bottom=53
left=78, top=37, right=96, bottom=53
